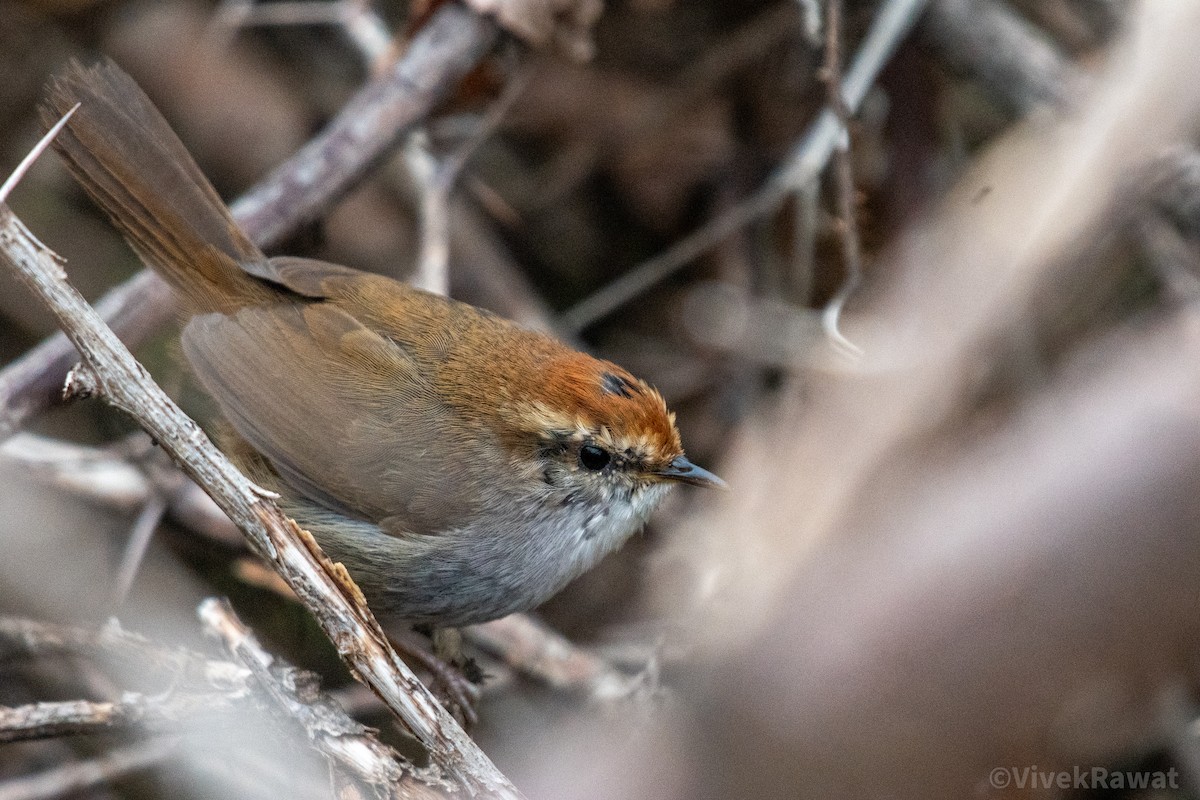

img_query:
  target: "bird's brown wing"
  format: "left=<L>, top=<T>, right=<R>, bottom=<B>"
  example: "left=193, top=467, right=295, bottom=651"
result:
left=182, top=302, right=492, bottom=535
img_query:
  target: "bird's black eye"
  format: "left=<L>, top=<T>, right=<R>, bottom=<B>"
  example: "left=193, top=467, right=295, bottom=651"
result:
left=579, top=444, right=610, bottom=471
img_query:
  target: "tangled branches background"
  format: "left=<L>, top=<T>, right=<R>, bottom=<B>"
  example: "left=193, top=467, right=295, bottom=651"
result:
left=2, top=0, right=1199, bottom=797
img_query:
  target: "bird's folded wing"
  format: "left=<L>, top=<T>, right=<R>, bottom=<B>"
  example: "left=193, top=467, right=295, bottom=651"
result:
left=182, top=302, right=489, bottom=536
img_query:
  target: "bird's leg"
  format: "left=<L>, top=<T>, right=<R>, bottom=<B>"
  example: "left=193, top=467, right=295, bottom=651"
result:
left=390, top=626, right=483, bottom=726
left=432, top=627, right=485, bottom=683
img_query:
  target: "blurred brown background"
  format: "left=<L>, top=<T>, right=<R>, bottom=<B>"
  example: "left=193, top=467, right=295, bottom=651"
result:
left=7, top=0, right=1200, bottom=798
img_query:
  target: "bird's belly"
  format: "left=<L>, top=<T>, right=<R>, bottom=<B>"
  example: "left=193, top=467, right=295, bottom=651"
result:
left=294, top=485, right=668, bottom=628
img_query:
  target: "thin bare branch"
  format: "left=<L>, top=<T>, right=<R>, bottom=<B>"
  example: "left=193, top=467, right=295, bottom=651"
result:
left=0, top=737, right=178, bottom=800
left=198, top=598, right=428, bottom=790
left=0, top=696, right=237, bottom=744
left=559, top=0, right=931, bottom=332
left=0, top=432, right=241, bottom=546
left=467, top=615, right=640, bottom=701
left=0, top=104, right=78, bottom=205
left=211, top=0, right=393, bottom=69
left=0, top=616, right=250, bottom=688
left=414, top=63, right=531, bottom=296
left=110, top=493, right=169, bottom=609
left=819, top=0, right=865, bottom=357
left=231, top=4, right=498, bottom=245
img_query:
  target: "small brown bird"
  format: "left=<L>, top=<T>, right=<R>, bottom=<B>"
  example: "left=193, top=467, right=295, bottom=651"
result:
left=41, top=60, right=723, bottom=631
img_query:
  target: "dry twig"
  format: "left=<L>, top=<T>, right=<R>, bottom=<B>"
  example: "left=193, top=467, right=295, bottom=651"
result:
left=110, top=493, right=169, bottom=609
left=0, top=611, right=446, bottom=796
left=0, top=616, right=248, bottom=685
left=819, top=0, right=865, bottom=356
left=210, top=1, right=393, bottom=68
left=467, top=614, right=637, bottom=701
left=0, top=695, right=238, bottom=744
left=198, top=598, right=431, bottom=792
left=0, top=432, right=241, bottom=546
left=559, top=0, right=931, bottom=332
left=0, top=737, right=179, bottom=800
left=413, top=63, right=530, bottom=296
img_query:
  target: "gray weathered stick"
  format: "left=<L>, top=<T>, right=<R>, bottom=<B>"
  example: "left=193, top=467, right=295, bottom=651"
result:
left=198, top=598, right=438, bottom=792
left=0, top=697, right=236, bottom=744
left=0, top=613, right=436, bottom=795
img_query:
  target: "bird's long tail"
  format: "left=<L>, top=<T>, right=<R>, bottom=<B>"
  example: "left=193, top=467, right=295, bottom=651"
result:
left=40, top=59, right=277, bottom=312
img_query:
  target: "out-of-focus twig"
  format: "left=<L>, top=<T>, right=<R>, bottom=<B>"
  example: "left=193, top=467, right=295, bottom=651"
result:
left=789, top=180, right=822, bottom=305
left=680, top=281, right=824, bottom=368
left=0, top=616, right=248, bottom=686
left=0, top=3, right=499, bottom=443
left=924, top=0, right=1087, bottom=114
left=413, top=63, right=531, bottom=296
left=110, top=492, right=168, bottom=609
left=795, top=0, right=822, bottom=44
left=0, top=696, right=237, bottom=744
left=0, top=432, right=241, bottom=546
left=819, top=0, right=865, bottom=357
left=462, top=0, right=602, bottom=62
left=0, top=201, right=521, bottom=796
left=210, top=0, right=393, bottom=71
left=559, top=0, right=931, bottom=332
left=467, top=614, right=639, bottom=701
left=0, top=737, right=179, bottom=800
left=1, top=433, right=149, bottom=510
left=199, top=598, right=428, bottom=791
